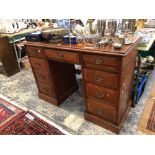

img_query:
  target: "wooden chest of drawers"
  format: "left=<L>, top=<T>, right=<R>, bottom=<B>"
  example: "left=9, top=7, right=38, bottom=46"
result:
left=25, top=36, right=141, bottom=134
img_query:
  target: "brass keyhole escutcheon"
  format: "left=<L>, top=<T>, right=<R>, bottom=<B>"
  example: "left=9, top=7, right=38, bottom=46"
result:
left=35, top=63, right=41, bottom=67
left=95, top=92, right=104, bottom=98
left=95, top=76, right=104, bottom=83
left=32, top=49, right=36, bottom=54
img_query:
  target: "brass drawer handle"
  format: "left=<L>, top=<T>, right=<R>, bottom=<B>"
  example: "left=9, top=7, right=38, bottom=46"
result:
left=31, top=49, right=36, bottom=54
left=57, top=52, right=64, bottom=58
left=95, top=92, right=104, bottom=99
left=35, top=62, right=41, bottom=67
left=95, top=57, right=103, bottom=65
left=96, top=109, right=103, bottom=115
left=37, top=50, right=41, bottom=53
left=95, top=76, right=104, bottom=83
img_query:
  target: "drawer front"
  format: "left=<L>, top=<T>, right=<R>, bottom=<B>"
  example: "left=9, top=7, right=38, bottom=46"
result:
left=87, top=98, right=116, bottom=123
left=86, top=83, right=117, bottom=104
left=33, top=69, right=52, bottom=85
left=30, top=57, right=48, bottom=71
left=83, top=54, right=120, bottom=71
left=45, top=49, right=80, bottom=64
left=26, top=46, right=44, bottom=58
left=38, top=83, right=54, bottom=97
left=84, top=68, right=118, bottom=89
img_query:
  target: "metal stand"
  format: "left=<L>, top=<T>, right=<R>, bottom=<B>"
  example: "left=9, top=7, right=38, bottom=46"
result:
left=132, top=53, right=141, bottom=107
left=11, top=36, right=25, bottom=71
left=13, top=42, right=21, bottom=70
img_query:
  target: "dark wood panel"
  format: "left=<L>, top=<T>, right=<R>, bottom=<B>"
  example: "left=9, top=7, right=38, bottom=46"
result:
left=0, top=37, right=19, bottom=76
left=48, top=60, right=78, bottom=97
left=117, top=54, right=136, bottom=123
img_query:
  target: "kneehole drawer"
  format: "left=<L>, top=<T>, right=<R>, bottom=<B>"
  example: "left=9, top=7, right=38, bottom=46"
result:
left=45, top=49, right=80, bottom=64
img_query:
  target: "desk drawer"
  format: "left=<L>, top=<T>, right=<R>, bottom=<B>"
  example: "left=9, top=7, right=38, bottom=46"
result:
left=30, top=57, right=48, bottom=71
left=83, top=54, right=120, bottom=71
left=27, top=46, right=44, bottom=58
left=33, top=69, right=52, bottom=85
left=87, top=98, right=116, bottom=123
left=38, top=83, right=54, bottom=97
left=86, top=83, right=117, bottom=104
left=84, top=68, right=118, bottom=89
left=45, top=49, right=80, bottom=64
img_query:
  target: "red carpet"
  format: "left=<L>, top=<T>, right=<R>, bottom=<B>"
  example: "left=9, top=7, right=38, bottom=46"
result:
left=0, top=96, right=66, bottom=135
left=0, top=97, right=24, bottom=130
left=0, top=111, right=64, bottom=135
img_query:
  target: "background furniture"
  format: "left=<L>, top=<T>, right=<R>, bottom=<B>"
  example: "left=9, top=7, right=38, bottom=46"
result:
left=25, top=36, right=141, bottom=133
left=0, top=36, right=19, bottom=76
left=0, top=28, right=41, bottom=76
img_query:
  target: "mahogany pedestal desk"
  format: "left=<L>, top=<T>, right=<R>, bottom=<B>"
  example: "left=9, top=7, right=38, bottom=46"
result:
left=25, top=36, right=141, bottom=134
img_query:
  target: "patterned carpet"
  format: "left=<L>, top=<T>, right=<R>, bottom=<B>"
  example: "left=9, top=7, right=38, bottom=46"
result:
left=0, top=68, right=155, bottom=134
left=0, top=97, right=24, bottom=129
left=0, top=95, right=69, bottom=135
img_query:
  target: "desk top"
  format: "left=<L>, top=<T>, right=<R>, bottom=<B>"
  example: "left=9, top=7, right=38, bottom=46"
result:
left=25, top=36, right=142, bottom=57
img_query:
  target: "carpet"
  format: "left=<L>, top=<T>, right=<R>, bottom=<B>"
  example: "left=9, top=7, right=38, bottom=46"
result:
left=0, top=97, right=24, bottom=130
left=137, top=81, right=155, bottom=134
left=0, top=111, right=64, bottom=135
left=0, top=94, right=69, bottom=135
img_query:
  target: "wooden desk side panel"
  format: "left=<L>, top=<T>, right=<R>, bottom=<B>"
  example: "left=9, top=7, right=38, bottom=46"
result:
left=117, top=49, right=137, bottom=124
